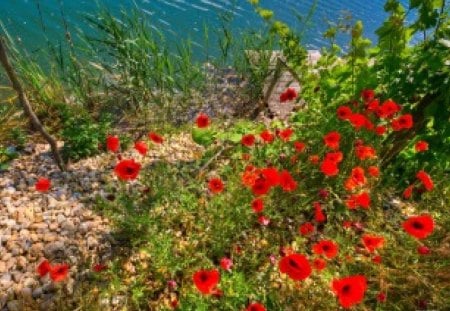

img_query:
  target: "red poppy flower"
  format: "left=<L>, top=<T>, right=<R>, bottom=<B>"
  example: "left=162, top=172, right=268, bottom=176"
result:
left=323, top=131, right=340, bottom=149
left=375, top=125, right=387, bottom=136
left=280, top=87, right=298, bottom=102
left=49, top=263, right=69, bottom=282
left=170, top=299, right=179, bottom=309
left=260, top=130, right=275, bottom=143
left=355, top=145, right=376, bottom=160
left=252, top=178, right=271, bottom=196
left=279, top=170, right=297, bottom=192
left=148, top=132, right=164, bottom=144
left=403, top=185, right=414, bottom=199
left=362, top=234, right=385, bottom=253
left=337, top=106, right=353, bottom=120
left=343, top=220, right=353, bottom=229
left=349, top=113, right=368, bottom=129
left=35, top=178, right=51, bottom=192
left=258, top=215, right=270, bottom=226
left=391, top=114, right=413, bottom=131
left=219, top=257, right=233, bottom=271
left=415, top=140, right=428, bottom=152
left=355, top=192, right=371, bottom=209
left=372, top=255, right=382, bottom=264
left=321, top=160, right=339, bottom=176
left=208, top=178, right=224, bottom=194
left=417, top=245, right=431, bottom=255
left=309, top=154, right=320, bottom=165
left=251, top=198, right=264, bottom=213
left=314, top=202, right=326, bottom=223
left=279, top=253, right=312, bottom=281
left=242, top=168, right=259, bottom=188
left=261, top=167, right=280, bottom=187
left=246, top=302, right=266, bottom=311
left=377, top=99, right=401, bottom=119
left=403, top=214, right=434, bottom=239
left=196, top=113, right=210, bottom=128
left=361, top=89, right=375, bottom=102
left=114, top=159, right=141, bottom=181
left=106, top=135, right=120, bottom=152
left=416, top=170, right=434, bottom=191
left=299, top=222, right=314, bottom=236
left=312, top=240, right=339, bottom=259
left=366, top=99, right=379, bottom=113
left=318, top=188, right=329, bottom=199
left=241, top=134, right=255, bottom=147
left=312, top=258, right=327, bottom=271
left=325, top=151, right=343, bottom=163
left=332, top=275, right=367, bottom=309
left=92, top=263, right=108, bottom=273
left=351, top=167, right=366, bottom=186
left=367, top=166, right=379, bottom=177
left=347, top=192, right=371, bottom=209
left=134, top=141, right=148, bottom=156
left=193, top=269, right=220, bottom=294
left=294, top=141, right=306, bottom=153
left=37, top=259, right=51, bottom=277
left=279, top=128, right=294, bottom=142
left=377, top=292, right=387, bottom=303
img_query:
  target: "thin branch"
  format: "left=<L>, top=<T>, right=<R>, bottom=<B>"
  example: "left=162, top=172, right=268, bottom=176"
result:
left=0, top=36, right=66, bottom=171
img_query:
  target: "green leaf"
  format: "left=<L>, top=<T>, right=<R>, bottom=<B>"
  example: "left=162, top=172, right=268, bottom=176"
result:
left=191, top=128, right=215, bottom=147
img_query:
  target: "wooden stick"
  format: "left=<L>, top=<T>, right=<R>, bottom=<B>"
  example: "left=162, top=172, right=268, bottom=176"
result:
left=0, top=37, right=66, bottom=171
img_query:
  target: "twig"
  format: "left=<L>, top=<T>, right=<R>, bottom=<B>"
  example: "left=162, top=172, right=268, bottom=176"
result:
left=196, top=145, right=231, bottom=175
left=0, top=36, right=66, bottom=171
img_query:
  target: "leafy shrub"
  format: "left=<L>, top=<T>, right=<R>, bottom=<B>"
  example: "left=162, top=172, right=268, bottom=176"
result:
left=61, top=110, right=111, bottom=161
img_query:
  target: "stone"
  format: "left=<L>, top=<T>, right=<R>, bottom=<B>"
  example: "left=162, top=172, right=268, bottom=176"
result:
left=23, top=277, right=37, bottom=288
left=61, top=220, right=75, bottom=232
left=21, top=287, right=33, bottom=302
left=32, top=287, right=43, bottom=299
left=44, top=242, right=65, bottom=259
left=12, top=271, right=23, bottom=282
left=6, top=300, right=21, bottom=311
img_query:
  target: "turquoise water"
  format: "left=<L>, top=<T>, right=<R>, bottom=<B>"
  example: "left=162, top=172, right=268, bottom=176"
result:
left=0, top=0, right=410, bottom=56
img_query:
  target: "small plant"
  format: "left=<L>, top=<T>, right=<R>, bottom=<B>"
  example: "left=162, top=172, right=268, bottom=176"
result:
left=61, top=112, right=111, bottom=161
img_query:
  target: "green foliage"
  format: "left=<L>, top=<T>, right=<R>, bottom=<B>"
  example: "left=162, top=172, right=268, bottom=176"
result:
left=61, top=109, right=111, bottom=161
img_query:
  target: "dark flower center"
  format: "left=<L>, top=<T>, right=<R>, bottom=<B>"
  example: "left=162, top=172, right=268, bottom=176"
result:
left=412, top=221, right=424, bottom=229
left=322, top=245, right=330, bottom=251
left=200, top=273, right=209, bottom=282
left=288, top=259, right=299, bottom=269
left=125, top=166, right=135, bottom=175
left=341, top=284, right=352, bottom=294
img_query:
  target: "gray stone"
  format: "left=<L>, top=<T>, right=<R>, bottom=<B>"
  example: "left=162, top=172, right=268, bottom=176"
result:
left=32, top=287, right=43, bottom=299
left=6, top=300, right=21, bottom=311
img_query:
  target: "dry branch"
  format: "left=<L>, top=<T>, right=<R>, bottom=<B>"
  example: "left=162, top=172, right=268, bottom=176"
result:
left=0, top=36, right=66, bottom=171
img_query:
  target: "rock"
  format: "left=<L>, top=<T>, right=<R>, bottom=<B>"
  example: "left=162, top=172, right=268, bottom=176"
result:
left=21, top=287, right=33, bottom=302
left=23, top=277, right=37, bottom=288
left=0, top=273, right=12, bottom=288
left=49, top=222, right=59, bottom=231
left=30, top=243, right=44, bottom=257
left=12, top=271, right=23, bottom=283
left=6, top=300, right=21, bottom=311
left=39, top=298, right=56, bottom=311
left=56, top=214, right=65, bottom=224
left=43, top=234, right=56, bottom=243
left=32, top=287, right=43, bottom=299
left=0, top=262, right=6, bottom=273
left=44, top=242, right=65, bottom=259
left=61, top=220, right=75, bottom=232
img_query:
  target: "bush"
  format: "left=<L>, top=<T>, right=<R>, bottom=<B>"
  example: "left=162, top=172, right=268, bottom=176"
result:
left=61, top=110, right=111, bottom=161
